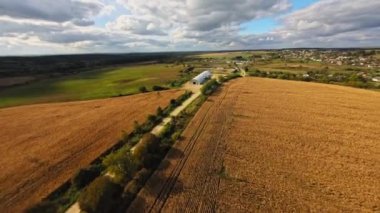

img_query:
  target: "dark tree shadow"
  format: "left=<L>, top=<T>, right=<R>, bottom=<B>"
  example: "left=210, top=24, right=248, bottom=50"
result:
left=145, top=174, right=184, bottom=199
left=156, top=159, right=171, bottom=171
left=125, top=195, right=146, bottom=213
left=166, top=147, right=185, bottom=160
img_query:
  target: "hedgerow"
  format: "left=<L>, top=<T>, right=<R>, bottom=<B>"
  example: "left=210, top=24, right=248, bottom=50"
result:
left=78, top=176, right=122, bottom=213
left=247, top=69, right=380, bottom=89
left=201, top=79, right=220, bottom=95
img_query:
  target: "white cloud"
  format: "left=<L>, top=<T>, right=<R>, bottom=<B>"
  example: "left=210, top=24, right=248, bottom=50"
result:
left=106, top=15, right=166, bottom=35
left=0, top=0, right=106, bottom=25
left=266, top=0, right=380, bottom=47
left=279, top=0, right=380, bottom=38
left=0, top=0, right=380, bottom=55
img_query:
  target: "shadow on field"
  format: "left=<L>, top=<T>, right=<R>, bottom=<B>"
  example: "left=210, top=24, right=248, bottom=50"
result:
left=127, top=175, right=184, bottom=212
left=156, top=147, right=185, bottom=173
left=166, top=147, right=185, bottom=160
left=157, top=159, right=171, bottom=171
left=145, top=174, right=184, bottom=198
left=126, top=195, right=146, bottom=213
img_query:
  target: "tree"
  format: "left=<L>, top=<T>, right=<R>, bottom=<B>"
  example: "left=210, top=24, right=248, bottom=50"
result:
left=78, top=176, right=122, bottom=213
left=133, top=121, right=143, bottom=135
left=71, top=165, right=102, bottom=189
left=133, top=133, right=159, bottom=161
left=102, top=148, right=139, bottom=183
left=139, top=86, right=147, bottom=93
left=152, top=85, right=167, bottom=91
left=156, top=107, right=164, bottom=117
left=147, top=114, right=157, bottom=124
left=26, top=201, right=58, bottom=213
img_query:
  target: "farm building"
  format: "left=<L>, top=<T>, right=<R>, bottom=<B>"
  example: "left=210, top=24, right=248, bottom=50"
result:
left=192, top=70, right=212, bottom=85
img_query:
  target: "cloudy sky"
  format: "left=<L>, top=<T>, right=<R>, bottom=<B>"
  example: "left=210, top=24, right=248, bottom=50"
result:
left=0, top=0, right=379, bottom=55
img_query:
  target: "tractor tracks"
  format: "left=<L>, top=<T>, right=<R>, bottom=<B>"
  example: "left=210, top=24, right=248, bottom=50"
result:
left=128, top=82, right=238, bottom=213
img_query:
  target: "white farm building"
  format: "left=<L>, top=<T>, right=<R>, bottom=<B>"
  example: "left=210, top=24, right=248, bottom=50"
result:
left=191, top=70, right=212, bottom=85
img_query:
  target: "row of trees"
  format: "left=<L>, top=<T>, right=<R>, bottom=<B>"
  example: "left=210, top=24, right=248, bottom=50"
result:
left=248, top=69, right=380, bottom=89
left=138, top=85, right=169, bottom=93
left=77, top=91, right=193, bottom=213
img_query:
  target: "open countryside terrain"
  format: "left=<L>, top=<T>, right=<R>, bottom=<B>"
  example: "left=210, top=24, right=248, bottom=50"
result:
left=0, top=90, right=183, bottom=212
left=252, top=60, right=366, bottom=74
left=128, top=78, right=380, bottom=212
left=0, top=64, right=182, bottom=108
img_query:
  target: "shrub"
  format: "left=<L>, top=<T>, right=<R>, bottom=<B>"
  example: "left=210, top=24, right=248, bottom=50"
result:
left=121, top=179, right=140, bottom=207
left=159, top=142, right=172, bottom=155
left=152, top=85, right=168, bottom=91
left=26, top=201, right=59, bottom=213
left=201, top=79, right=219, bottom=95
left=119, top=169, right=153, bottom=209
left=145, top=136, right=160, bottom=154
left=160, top=120, right=176, bottom=139
left=177, top=91, right=192, bottom=103
left=102, top=148, right=139, bottom=183
left=218, top=76, right=227, bottom=83
left=142, top=153, right=162, bottom=169
left=170, top=99, right=178, bottom=107
left=71, top=165, right=103, bottom=189
left=224, top=73, right=241, bottom=82
left=133, top=121, right=143, bottom=135
left=78, top=176, right=122, bottom=213
left=156, top=107, right=164, bottom=117
left=123, top=179, right=140, bottom=196
left=133, top=133, right=159, bottom=161
left=138, top=86, right=148, bottom=93
left=171, top=131, right=182, bottom=141
left=147, top=114, right=157, bottom=124
left=133, top=168, right=152, bottom=185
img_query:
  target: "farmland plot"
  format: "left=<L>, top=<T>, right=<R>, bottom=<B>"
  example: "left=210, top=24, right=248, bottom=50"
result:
left=128, top=78, right=380, bottom=212
left=0, top=90, right=183, bottom=212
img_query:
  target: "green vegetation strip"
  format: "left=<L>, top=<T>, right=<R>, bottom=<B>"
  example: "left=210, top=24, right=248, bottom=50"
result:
left=202, top=73, right=242, bottom=96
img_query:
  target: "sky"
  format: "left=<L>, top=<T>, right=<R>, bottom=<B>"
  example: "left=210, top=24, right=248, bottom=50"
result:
left=0, top=0, right=379, bottom=55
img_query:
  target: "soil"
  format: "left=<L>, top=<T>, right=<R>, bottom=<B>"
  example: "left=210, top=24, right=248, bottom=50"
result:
left=128, top=78, right=380, bottom=212
left=0, top=90, right=183, bottom=213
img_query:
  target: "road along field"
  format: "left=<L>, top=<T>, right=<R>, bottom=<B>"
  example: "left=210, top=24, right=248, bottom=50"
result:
left=0, top=90, right=183, bottom=213
left=128, top=78, right=380, bottom=212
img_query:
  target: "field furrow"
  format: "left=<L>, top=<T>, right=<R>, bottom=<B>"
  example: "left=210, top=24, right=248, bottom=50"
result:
left=0, top=90, right=183, bottom=213
left=128, top=78, right=380, bottom=212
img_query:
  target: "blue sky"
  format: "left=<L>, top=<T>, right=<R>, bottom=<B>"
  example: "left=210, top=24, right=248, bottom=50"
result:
left=0, top=0, right=379, bottom=55
left=240, top=0, right=317, bottom=35
left=292, top=0, right=317, bottom=10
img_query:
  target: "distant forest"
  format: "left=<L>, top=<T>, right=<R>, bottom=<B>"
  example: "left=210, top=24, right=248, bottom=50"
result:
left=0, top=52, right=192, bottom=77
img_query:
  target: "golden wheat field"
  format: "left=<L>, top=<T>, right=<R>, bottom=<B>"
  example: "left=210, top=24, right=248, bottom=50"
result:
left=0, top=90, right=183, bottom=213
left=128, top=78, right=380, bottom=212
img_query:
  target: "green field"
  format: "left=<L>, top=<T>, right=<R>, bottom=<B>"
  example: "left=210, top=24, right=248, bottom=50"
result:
left=0, top=64, right=182, bottom=108
left=194, top=51, right=254, bottom=59
left=252, top=60, right=371, bottom=74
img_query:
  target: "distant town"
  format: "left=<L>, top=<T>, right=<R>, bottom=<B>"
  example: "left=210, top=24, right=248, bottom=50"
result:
left=279, top=49, right=380, bottom=68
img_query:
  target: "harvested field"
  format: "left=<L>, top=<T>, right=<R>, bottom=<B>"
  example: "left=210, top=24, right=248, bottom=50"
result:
left=128, top=78, right=380, bottom=212
left=0, top=90, right=183, bottom=213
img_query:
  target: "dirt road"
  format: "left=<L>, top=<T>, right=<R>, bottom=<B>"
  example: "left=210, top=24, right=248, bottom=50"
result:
left=128, top=78, right=380, bottom=212
left=151, top=91, right=201, bottom=136
left=0, top=90, right=183, bottom=212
